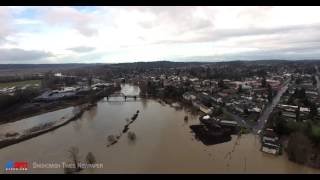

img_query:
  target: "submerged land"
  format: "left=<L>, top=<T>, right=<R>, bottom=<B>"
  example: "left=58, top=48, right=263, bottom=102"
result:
left=1, top=60, right=320, bottom=173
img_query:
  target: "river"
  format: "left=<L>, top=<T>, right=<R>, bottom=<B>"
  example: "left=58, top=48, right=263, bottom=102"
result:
left=0, top=84, right=319, bottom=174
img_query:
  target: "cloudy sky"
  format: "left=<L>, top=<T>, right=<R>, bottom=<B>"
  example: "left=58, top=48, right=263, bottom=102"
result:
left=1, top=6, right=320, bottom=64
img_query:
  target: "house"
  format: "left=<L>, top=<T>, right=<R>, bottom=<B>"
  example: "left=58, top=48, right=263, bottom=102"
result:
left=229, top=81, right=242, bottom=89
left=250, top=107, right=261, bottom=113
left=34, top=90, right=77, bottom=102
left=261, top=128, right=281, bottom=155
left=261, top=142, right=281, bottom=155
left=92, top=83, right=113, bottom=90
left=281, top=111, right=296, bottom=121
left=182, top=92, right=197, bottom=101
left=189, top=78, right=199, bottom=83
left=192, top=100, right=213, bottom=114
left=219, top=120, right=238, bottom=127
left=242, top=84, right=252, bottom=91
left=202, top=79, right=210, bottom=86
left=198, top=92, right=213, bottom=107
left=262, top=128, right=279, bottom=142
left=234, top=106, right=244, bottom=114
left=200, top=115, right=238, bottom=128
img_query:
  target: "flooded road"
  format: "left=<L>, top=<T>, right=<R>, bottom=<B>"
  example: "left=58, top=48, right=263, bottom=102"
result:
left=253, top=78, right=291, bottom=133
left=0, top=84, right=319, bottom=174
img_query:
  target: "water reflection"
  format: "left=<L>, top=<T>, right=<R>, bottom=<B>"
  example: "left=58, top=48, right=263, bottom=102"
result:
left=72, top=119, right=83, bottom=132
left=141, top=98, right=148, bottom=109
left=184, top=116, right=189, bottom=125
left=88, top=106, right=97, bottom=120
left=185, top=106, right=199, bottom=120
left=107, top=101, right=124, bottom=105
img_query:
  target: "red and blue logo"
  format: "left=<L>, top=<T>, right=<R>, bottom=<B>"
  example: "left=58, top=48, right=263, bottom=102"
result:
left=5, top=161, right=28, bottom=171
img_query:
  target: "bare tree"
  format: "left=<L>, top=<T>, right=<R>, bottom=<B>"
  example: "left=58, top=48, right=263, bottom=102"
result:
left=127, top=131, right=136, bottom=141
left=68, top=146, right=82, bottom=172
left=86, top=152, right=96, bottom=164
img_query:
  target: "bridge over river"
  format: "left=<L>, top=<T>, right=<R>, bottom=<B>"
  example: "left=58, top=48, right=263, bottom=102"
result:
left=104, top=92, right=141, bottom=102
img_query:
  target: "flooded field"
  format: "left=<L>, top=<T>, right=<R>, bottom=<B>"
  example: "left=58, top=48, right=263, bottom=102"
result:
left=0, top=84, right=319, bottom=174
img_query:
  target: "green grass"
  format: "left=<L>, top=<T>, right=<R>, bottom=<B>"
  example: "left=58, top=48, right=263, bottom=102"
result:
left=0, top=80, right=41, bottom=89
left=310, top=124, right=320, bottom=143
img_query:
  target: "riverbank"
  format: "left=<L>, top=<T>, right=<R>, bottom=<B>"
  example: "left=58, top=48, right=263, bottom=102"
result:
left=0, top=101, right=86, bottom=125
left=0, top=86, right=120, bottom=149
left=0, top=103, right=97, bottom=149
left=0, top=86, right=120, bottom=125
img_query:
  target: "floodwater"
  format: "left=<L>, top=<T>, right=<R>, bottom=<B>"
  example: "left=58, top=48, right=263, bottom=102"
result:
left=0, top=84, right=319, bottom=174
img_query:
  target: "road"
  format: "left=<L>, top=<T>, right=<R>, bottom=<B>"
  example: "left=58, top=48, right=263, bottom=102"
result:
left=252, top=78, right=290, bottom=134
left=220, top=78, right=290, bottom=134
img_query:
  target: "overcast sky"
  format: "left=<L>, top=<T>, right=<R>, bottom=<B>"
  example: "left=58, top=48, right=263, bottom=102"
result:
left=1, top=6, right=320, bottom=64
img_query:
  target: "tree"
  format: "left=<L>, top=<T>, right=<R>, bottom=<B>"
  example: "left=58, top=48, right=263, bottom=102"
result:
left=299, top=88, right=306, bottom=99
left=87, top=75, right=93, bottom=88
left=292, top=88, right=306, bottom=100
left=238, top=84, right=243, bottom=93
left=267, top=84, right=273, bottom=102
left=309, top=124, right=320, bottom=144
left=127, top=131, right=137, bottom=141
left=296, top=105, right=301, bottom=122
left=85, top=152, right=96, bottom=164
left=295, top=77, right=302, bottom=85
left=218, top=79, right=225, bottom=89
left=312, top=75, right=317, bottom=86
left=309, top=103, right=318, bottom=120
left=261, top=77, right=267, bottom=88
left=244, top=108, right=249, bottom=115
left=68, top=146, right=82, bottom=172
left=41, top=71, right=56, bottom=89
left=214, top=106, right=223, bottom=116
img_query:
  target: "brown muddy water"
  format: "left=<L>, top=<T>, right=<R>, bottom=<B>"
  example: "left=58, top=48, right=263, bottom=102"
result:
left=0, top=84, right=319, bottom=174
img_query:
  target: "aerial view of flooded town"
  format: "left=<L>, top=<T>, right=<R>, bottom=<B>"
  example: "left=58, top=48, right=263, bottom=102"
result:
left=1, top=6, right=320, bottom=174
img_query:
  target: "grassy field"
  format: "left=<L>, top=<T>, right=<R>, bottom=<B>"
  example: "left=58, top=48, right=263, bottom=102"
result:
left=0, top=80, right=41, bottom=89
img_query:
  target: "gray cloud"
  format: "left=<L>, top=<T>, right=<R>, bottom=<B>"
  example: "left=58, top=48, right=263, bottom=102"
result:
left=153, top=23, right=320, bottom=45
left=40, top=7, right=97, bottom=37
left=114, top=6, right=214, bottom=34
left=67, top=46, right=96, bottom=53
left=0, top=48, right=53, bottom=63
left=2, top=6, right=320, bottom=64
left=177, top=45, right=320, bottom=62
left=0, top=7, right=14, bottom=44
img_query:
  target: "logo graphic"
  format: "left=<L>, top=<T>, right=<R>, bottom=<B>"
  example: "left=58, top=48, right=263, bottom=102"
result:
left=5, top=161, right=28, bottom=171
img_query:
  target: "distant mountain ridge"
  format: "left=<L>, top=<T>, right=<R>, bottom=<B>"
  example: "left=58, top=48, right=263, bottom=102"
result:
left=1, top=59, right=320, bottom=70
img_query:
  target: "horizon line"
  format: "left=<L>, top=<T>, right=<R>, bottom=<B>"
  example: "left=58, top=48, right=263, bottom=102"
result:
left=1, top=59, right=320, bottom=65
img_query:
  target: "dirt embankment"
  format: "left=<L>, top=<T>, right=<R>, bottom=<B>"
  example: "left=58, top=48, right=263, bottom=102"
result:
left=107, top=110, right=140, bottom=147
